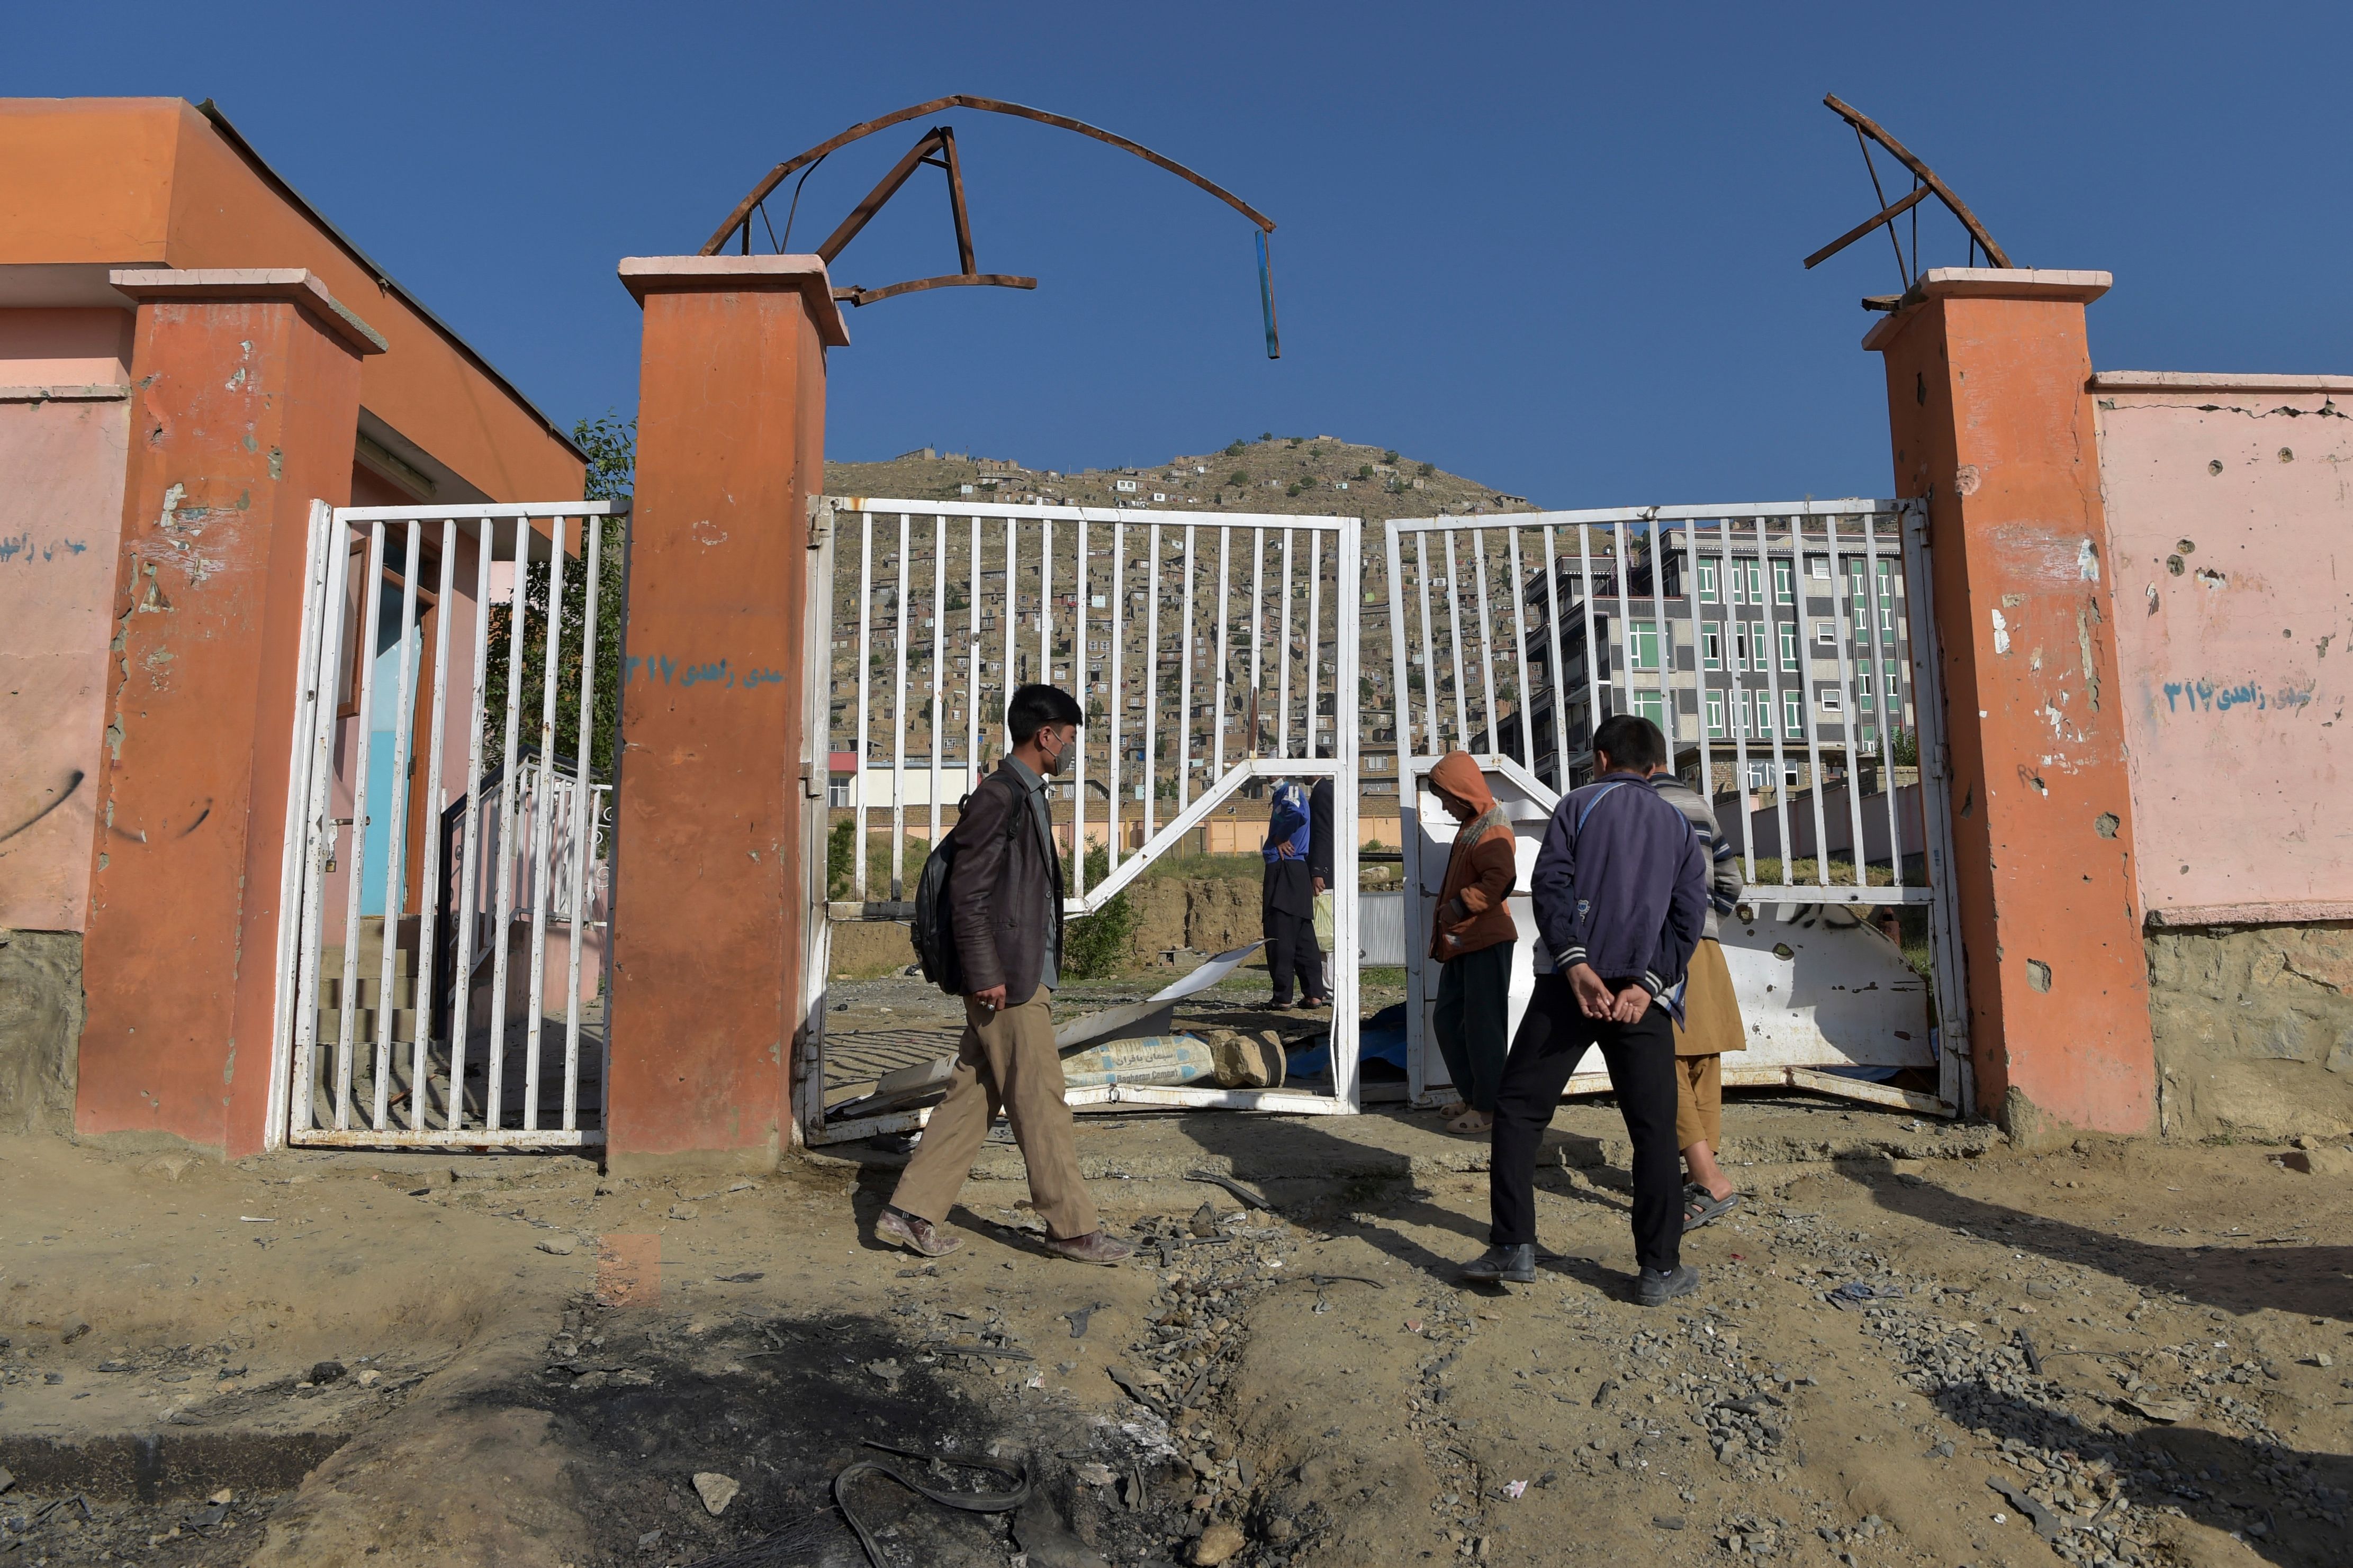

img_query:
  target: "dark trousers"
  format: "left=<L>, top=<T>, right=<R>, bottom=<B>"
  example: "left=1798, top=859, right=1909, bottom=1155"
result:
left=1264, top=911, right=1325, bottom=1004
left=1490, top=971, right=1681, bottom=1274
left=1433, top=941, right=1512, bottom=1112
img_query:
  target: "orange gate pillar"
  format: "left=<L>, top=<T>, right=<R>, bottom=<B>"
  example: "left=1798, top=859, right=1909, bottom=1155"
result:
left=606, top=257, right=846, bottom=1173
left=77, top=269, right=383, bottom=1155
left=1867, top=268, right=2154, bottom=1140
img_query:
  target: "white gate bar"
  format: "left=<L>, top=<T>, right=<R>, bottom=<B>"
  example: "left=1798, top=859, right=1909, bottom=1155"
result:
left=1075, top=516, right=1089, bottom=892
left=1176, top=526, right=1196, bottom=810
left=485, top=516, right=533, bottom=1130
left=1276, top=529, right=1294, bottom=759
left=449, top=520, right=497, bottom=1132
left=966, top=514, right=981, bottom=831
left=1507, top=528, right=1534, bottom=773
left=521, top=516, right=568, bottom=1131
left=1829, top=518, right=1870, bottom=878
left=1540, top=523, right=1567, bottom=778
left=1249, top=528, right=1265, bottom=753
left=1142, top=522, right=1160, bottom=845
left=1577, top=523, right=1602, bottom=771
left=1110, top=522, right=1126, bottom=866
left=1648, top=517, right=1674, bottom=756
left=1863, top=525, right=1904, bottom=890
left=1307, top=530, right=1324, bottom=758
left=1791, top=521, right=1832, bottom=887
left=1414, top=533, right=1437, bottom=754
left=1389, top=499, right=1895, bottom=531
left=1065, top=757, right=1340, bottom=914
left=1680, top=517, right=1708, bottom=792
left=1901, top=502, right=1973, bottom=1111
left=372, top=519, right=423, bottom=1131
left=1473, top=529, right=1499, bottom=753
left=1210, top=527, right=1229, bottom=785
left=563, top=513, right=602, bottom=1132
left=853, top=510, right=873, bottom=901
left=930, top=511, right=945, bottom=858
left=284, top=501, right=348, bottom=1140
left=890, top=511, right=909, bottom=900
left=412, top=520, right=456, bottom=1131
left=1752, top=513, right=1794, bottom=882
left=333, top=520, right=388, bottom=1131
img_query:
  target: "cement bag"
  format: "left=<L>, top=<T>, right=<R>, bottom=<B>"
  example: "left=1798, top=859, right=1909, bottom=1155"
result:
left=1311, top=890, right=1336, bottom=951
left=1059, top=1035, right=1216, bottom=1090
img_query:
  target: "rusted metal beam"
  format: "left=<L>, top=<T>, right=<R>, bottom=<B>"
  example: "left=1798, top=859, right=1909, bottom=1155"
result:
left=702, top=94, right=1274, bottom=257
left=940, top=126, right=978, bottom=278
left=1804, top=182, right=1935, bottom=270
left=814, top=128, right=950, bottom=265
left=1822, top=95, right=2011, bottom=269
left=834, top=274, right=1039, bottom=307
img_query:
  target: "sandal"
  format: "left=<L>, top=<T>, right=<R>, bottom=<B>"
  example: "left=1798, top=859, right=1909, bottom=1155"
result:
left=1681, top=1184, right=1742, bottom=1231
left=1432, top=1100, right=1470, bottom=1120
left=1445, top=1109, right=1494, bottom=1135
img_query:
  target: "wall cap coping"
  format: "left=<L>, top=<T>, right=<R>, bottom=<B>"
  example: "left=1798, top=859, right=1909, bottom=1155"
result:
left=2091, top=370, right=2353, bottom=396
left=106, top=268, right=389, bottom=355
left=617, top=255, right=850, bottom=347
left=2147, top=900, right=2353, bottom=928
left=0, top=384, right=130, bottom=403
left=1863, top=268, right=2114, bottom=351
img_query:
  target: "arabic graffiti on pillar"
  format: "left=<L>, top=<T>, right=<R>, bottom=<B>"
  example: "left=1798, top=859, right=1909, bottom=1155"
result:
left=2159, top=676, right=2316, bottom=715
left=0, top=532, right=92, bottom=566
left=623, top=655, right=787, bottom=692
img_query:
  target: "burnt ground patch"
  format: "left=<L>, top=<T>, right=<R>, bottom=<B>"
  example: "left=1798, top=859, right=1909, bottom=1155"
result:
left=472, top=1299, right=1204, bottom=1567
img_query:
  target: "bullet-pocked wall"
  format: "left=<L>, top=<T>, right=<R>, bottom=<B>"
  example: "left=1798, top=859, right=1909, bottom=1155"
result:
left=2094, top=373, right=2353, bottom=1137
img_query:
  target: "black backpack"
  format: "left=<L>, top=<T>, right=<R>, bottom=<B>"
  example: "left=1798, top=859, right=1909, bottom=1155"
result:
left=909, top=786, right=1022, bottom=996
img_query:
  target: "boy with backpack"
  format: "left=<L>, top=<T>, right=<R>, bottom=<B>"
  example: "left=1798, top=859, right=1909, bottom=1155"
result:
left=1464, top=714, right=1709, bottom=1304
left=877, top=684, right=1132, bottom=1266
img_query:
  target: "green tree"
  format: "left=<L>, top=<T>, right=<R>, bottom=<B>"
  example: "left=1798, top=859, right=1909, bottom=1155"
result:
left=1062, top=846, right=1138, bottom=977
left=1889, top=727, right=1919, bottom=767
left=1224, top=440, right=1247, bottom=457
left=1229, top=469, right=1249, bottom=486
left=1382, top=449, right=1399, bottom=465
left=481, top=413, right=633, bottom=792
left=1357, top=464, right=1374, bottom=480
left=1417, top=461, right=1435, bottom=477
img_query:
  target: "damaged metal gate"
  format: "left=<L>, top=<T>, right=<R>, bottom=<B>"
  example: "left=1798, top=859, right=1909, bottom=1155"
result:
left=803, top=497, right=1364, bottom=1144
left=268, top=499, right=625, bottom=1149
left=1382, top=500, right=1972, bottom=1117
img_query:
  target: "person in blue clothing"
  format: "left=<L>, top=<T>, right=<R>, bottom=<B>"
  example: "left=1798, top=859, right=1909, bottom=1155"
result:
left=1464, top=713, right=1710, bottom=1304
left=1260, top=778, right=1328, bottom=1009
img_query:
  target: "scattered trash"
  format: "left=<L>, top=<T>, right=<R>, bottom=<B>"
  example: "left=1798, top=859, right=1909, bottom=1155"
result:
left=1077, top=1462, right=1116, bottom=1486
left=1299, top=1273, right=1385, bottom=1291
left=208, top=1489, right=233, bottom=1506
left=1107, top=1364, right=1164, bottom=1402
left=2015, top=1327, right=2043, bottom=1375
left=692, top=1471, right=739, bottom=1516
left=865, top=1358, right=904, bottom=1384
left=1504, top=1479, right=1528, bottom=1499
left=1063, top=1303, right=1105, bottom=1339
left=192, top=1502, right=230, bottom=1529
left=834, top=1442, right=1029, bottom=1568
left=1184, top=1170, right=1271, bottom=1211
left=238, top=1216, right=277, bottom=1224
left=1653, top=1514, right=1685, bottom=1530
left=1986, top=1474, right=2065, bottom=1542
left=1825, top=1281, right=1905, bottom=1310
left=713, top=1271, right=764, bottom=1283
left=637, top=1527, right=664, bottom=1551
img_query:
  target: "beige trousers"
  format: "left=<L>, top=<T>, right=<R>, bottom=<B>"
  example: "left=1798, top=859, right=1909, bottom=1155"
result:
left=888, top=991, right=1100, bottom=1240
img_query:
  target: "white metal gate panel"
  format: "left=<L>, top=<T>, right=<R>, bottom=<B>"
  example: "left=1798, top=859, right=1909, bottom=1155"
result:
left=1383, top=500, right=1971, bottom=1117
left=268, top=500, right=624, bottom=1149
left=809, top=497, right=1363, bottom=1143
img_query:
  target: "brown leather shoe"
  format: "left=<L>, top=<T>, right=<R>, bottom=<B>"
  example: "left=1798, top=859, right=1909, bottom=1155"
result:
left=1045, top=1230, right=1133, bottom=1266
left=877, top=1208, right=963, bottom=1257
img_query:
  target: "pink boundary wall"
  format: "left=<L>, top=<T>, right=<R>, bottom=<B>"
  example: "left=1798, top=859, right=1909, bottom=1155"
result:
left=2094, top=372, right=2353, bottom=925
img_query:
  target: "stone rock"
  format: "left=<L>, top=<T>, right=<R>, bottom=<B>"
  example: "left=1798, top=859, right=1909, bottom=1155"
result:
left=669, top=1203, right=700, bottom=1221
left=1189, top=1521, right=1247, bottom=1565
left=60, top=1318, right=90, bottom=1344
left=536, top=1236, right=578, bottom=1255
left=309, top=1360, right=347, bottom=1385
left=355, top=1368, right=382, bottom=1388
left=693, top=1471, right=739, bottom=1516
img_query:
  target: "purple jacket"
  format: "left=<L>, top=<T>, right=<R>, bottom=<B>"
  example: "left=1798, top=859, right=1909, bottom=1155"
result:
left=1529, top=771, right=1709, bottom=1015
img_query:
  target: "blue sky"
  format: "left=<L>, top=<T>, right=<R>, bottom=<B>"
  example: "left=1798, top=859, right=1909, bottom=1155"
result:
left=13, top=3, right=2349, bottom=503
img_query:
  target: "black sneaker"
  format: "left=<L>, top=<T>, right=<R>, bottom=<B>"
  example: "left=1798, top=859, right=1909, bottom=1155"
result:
left=1462, top=1244, right=1536, bottom=1284
left=1637, top=1263, right=1700, bottom=1306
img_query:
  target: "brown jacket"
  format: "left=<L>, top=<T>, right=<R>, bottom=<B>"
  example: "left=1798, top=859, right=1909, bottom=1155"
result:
left=1428, top=753, right=1518, bottom=960
left=947, top=761, right=1063, bottom=1005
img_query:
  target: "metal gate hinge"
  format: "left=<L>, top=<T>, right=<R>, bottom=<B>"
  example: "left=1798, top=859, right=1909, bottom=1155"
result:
left=806, top=496, right=834, bottom=549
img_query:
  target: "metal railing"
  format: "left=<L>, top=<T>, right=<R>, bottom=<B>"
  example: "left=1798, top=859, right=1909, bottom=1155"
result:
left=815, top=496, right=1366, bottom=1132
left=271, top=500, right=624, bottom=1149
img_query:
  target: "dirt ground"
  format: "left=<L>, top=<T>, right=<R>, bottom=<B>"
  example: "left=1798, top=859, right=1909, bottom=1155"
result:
left=2, top=1094, right=2348, bottom=1568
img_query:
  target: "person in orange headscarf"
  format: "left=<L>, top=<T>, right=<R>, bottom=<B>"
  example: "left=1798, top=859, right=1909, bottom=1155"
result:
left=1426, top=753, right=1519, bottom=1134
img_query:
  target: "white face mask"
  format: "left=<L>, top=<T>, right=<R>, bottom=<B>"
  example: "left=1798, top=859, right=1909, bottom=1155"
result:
left=1038, top=727, right=1071, bottom=776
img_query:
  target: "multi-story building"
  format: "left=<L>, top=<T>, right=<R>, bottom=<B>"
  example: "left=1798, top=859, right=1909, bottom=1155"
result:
left=1479, top=519, right=1915, bottom=795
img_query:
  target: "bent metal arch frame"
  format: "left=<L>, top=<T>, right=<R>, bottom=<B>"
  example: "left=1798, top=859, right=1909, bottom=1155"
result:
left=701, top=94, right=1282, bottom=354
